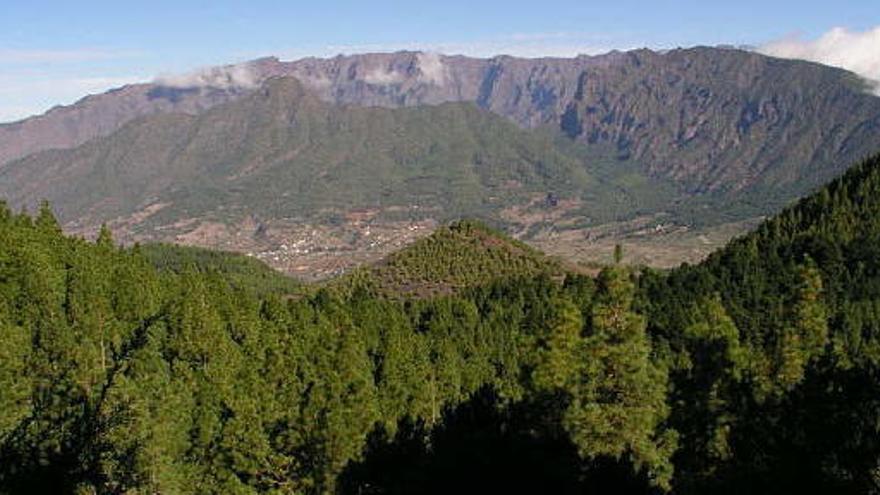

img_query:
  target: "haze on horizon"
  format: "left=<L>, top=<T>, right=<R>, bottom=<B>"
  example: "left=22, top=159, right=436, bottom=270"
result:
left=1, top=0, right=879, bottom=124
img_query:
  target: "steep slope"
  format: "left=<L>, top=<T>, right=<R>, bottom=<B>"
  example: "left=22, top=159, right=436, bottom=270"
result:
left=4, top=48, right=879, bottom=202
left=0, top=76, right=254, bottom=167
left=275, top=48, right=880, bottom=196
left=0, top=77, right=672, bottom=279
left=553, top=49, right=880, bottom=195
left=641, top=152, right=880, bottom=492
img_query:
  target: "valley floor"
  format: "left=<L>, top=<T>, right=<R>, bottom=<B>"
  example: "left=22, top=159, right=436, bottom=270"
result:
left=530, top=217, right=763, bottom=269
left=108, top=216, right=761, bottom=280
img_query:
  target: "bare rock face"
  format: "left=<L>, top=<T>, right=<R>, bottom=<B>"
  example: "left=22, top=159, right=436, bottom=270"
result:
left=3, top=47, right=880, bottom=197
left=268, top=48, right=880, bottom=194
left=554, top=48, right=880, bottom=193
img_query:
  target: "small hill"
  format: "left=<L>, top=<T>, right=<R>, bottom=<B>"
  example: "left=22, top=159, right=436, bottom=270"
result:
left=344, top=220, right=567, bottom=297
left=139, top=243, right=302, bottom=297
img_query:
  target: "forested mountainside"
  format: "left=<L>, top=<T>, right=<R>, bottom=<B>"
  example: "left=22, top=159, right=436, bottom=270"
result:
left=139, top=243, right=303, bottom=297
left=2, top=152, right=879, bottom=493
left=3, top=48, right=880, bottom=278
left=0, top=77, right=670, bottom=228
left=3, top=48, right=879, bottom=198
left=639, top=152, right=880, bottom=492
left=0, top=76, right=679, bottom=279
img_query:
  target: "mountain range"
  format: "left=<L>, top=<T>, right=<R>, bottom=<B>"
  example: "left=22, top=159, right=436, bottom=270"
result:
left=2, top=47, right=880, bottom=278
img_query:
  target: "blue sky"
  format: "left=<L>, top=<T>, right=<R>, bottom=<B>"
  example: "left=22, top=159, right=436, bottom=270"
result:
left=1, top=0, right=878, bottom=122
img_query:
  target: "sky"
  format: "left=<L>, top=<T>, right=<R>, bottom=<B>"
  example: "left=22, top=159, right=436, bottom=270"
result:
left=1, top=0, right=879, bottom=123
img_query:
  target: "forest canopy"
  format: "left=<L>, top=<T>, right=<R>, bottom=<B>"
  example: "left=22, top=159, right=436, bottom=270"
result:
left=1, top=152, right=880, bottom=493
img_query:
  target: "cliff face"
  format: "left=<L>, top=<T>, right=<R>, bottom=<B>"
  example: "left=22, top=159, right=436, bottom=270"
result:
left=3, top=48, right=880, bottom=196
left=273, top=48, right=880, bottom=193
left=553, top=49, right=880, bottom=193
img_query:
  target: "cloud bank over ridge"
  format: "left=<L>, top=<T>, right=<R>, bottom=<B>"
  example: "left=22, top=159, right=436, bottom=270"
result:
left=759, top=26, right=880, bottom=93
left=154, top=63, right=258, bottom=89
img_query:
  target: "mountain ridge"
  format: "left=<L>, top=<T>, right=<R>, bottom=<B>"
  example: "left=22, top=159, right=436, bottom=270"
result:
left=3, top=47, right=880, bottom=278
left=1, top=76, right=675, bottom=279
left=4, top=47, right=879, bottom=196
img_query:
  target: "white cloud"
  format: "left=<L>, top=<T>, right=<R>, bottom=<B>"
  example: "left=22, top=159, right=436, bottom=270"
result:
left=758, top=26, right=880, bottom=93
left=363, top=67, right=406, bottom=85
left=154, top=62, right=258, bottom=89
left=416, top=52, right=448, bottom=85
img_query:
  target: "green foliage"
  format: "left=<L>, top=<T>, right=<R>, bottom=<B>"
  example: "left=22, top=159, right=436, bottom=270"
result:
left=338, top=219, right=564, bottom=297
left=0, top=206, right=605, bottom=493
left=0, top=79, right=679, bottom=236
left=140, top=243, right=302, bottom=297
left=642, top=152, right=880, bottom=492
left=566, top=266, right=677, bottom=489
left=530, top=297, right=582, bottom=392
left=4, top=150, right=880, bottom=493
left=773, top=262, right=828, bottom=392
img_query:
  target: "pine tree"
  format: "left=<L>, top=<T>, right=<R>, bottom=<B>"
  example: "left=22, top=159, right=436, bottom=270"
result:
left=531, top=297, right=583, bottom=392
left=774, top=261, right=828, bottom=392
left=566, top=265, right=677, bottom=489
left=677, top=295, right=747, bottom=479
left=0, top=318, right=30, bottom=438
